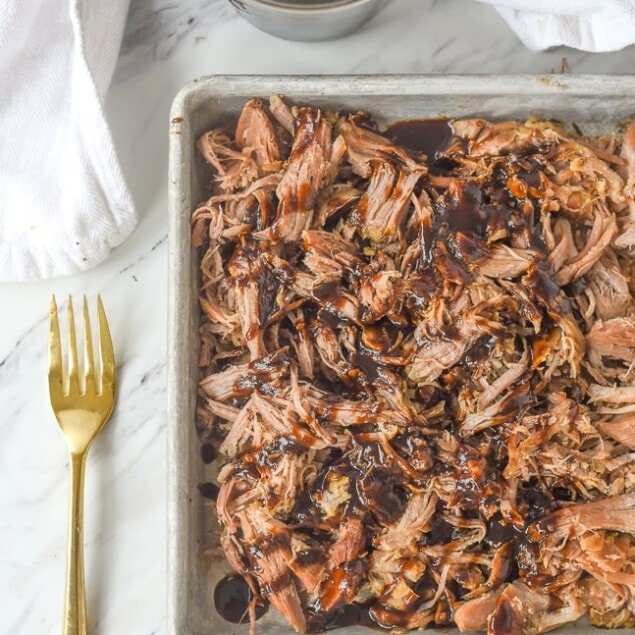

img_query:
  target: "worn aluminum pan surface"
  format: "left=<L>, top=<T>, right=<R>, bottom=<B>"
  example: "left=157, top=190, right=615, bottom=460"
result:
left=168, top=74, right=635, bottom=635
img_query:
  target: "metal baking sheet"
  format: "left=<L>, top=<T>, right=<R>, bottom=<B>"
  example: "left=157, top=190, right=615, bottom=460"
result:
left=167, top=74, right=635, bottom=635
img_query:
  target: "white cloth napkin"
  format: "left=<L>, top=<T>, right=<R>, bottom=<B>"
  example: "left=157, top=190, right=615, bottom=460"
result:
left=477, top=0, right=635, bottom=52
left=0, top=0, right=136, bottom=282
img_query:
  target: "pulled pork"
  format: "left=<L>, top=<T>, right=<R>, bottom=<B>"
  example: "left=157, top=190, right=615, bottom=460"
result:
left=193, top=97, right=635, bottom=635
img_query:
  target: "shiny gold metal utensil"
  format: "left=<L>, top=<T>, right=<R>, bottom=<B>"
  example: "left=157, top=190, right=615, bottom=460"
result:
left=48, top=295, right=116, bottom=635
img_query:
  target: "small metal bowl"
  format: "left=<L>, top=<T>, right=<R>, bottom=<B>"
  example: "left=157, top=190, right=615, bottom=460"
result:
left=228, top=0, right=388, bottom=42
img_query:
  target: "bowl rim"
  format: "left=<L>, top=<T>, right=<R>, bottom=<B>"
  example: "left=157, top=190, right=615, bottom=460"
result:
left=235, top=0, right=380, bottom=13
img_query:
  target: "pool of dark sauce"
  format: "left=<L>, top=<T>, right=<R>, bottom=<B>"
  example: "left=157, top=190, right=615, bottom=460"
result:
left=198, top=481, right=220, bottom=500
left=318, top=603, right=379, bottom=632
left=383, top=118, right=453, bottom=175
left=200, top=442, right=218, bottom=464
left=214, top=574, right=269, bottom=624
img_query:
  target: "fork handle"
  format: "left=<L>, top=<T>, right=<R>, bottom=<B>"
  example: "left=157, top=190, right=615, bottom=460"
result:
left=63, top=452, right=88, bottom=635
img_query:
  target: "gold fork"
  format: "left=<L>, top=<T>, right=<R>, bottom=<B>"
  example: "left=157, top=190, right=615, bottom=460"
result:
left=48, top=295, right=116, bottom=635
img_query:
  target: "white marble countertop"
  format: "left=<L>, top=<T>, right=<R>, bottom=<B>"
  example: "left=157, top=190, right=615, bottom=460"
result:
left=2, top=0, right=635, bottom=632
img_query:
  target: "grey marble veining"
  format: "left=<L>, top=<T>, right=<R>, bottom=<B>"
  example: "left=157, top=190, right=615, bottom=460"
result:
left=115, top=0, right=635, bottom=80
left=1, top=0, right=634, bottom=632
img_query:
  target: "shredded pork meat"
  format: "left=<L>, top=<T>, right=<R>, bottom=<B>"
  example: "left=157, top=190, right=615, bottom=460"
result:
left=193, top=96, right=635, bottom=635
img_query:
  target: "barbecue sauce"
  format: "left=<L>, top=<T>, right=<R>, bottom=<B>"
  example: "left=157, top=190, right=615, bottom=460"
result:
left=214, top=574, right=269, bottom=624
left=200, top=443, right=217, bottom=464
left=197, top=482, right=220, bottom=501
left=441, top=182, right=484, bottom=236
left=322, top=603, right=380, bottom=631
left=359, top=469, right=408, bottom=523
left=485, top=520, right=523, bottom=549
left=384, top=119, right=453, bottom=175
left=350, top=351, right=390, bottom=385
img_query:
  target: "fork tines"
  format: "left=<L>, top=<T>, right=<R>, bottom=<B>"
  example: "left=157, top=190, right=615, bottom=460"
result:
left=48, top=295, right=115, bottom=397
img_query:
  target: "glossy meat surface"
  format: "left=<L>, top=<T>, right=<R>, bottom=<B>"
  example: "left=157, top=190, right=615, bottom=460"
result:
left=193, top=98, right=635, bottom=634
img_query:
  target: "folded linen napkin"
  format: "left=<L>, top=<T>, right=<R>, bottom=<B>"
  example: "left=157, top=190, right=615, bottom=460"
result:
left=476, top=0, right=635, bottom=52
left=0, top=0, right=136, bottom=282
